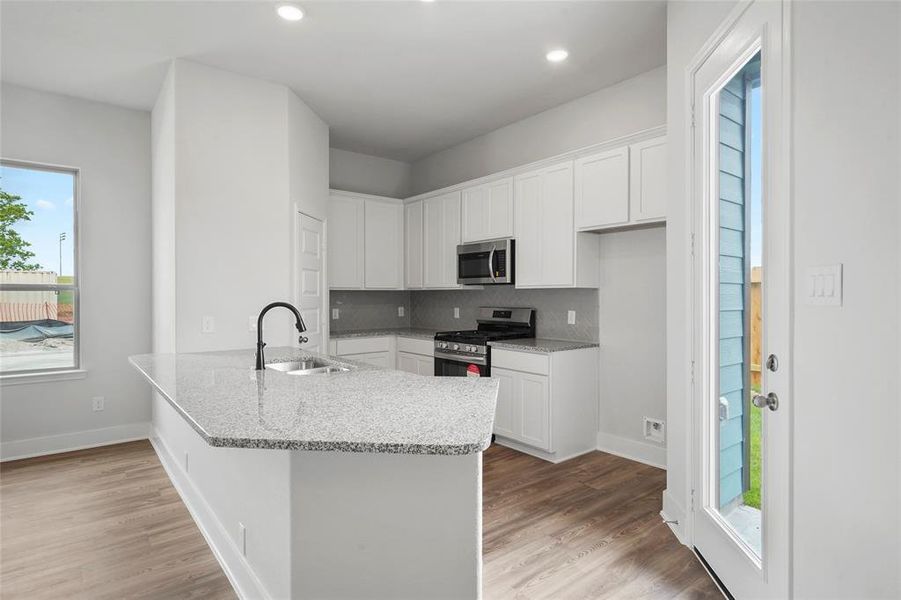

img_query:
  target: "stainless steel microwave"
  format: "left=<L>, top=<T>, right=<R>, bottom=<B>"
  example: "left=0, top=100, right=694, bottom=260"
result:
left=457, top=238, right=514, bottom=285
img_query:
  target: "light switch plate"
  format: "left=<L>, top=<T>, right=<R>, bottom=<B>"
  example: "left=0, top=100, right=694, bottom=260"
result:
left=805, top=264, right=843, bottom=306
left=331, top=308, right=340, bottom=320
left=248, top=316, right=257, bottom=332
left=454, top=307, right=460, bottom=319
left=567, top=310, right=576, bottom=325
left=397, top=306, right=405, bottom=317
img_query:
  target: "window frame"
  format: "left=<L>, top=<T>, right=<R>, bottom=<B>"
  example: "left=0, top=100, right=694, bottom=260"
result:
left=0, top=158, right=82, bottom=379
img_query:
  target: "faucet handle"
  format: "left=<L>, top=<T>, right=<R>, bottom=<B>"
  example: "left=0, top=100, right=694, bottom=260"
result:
left=298, top=336, right=309, bottom=345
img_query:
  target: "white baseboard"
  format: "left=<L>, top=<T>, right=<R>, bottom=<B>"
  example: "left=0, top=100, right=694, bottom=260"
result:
left=661, top=488, right=690, bottom=546
left=492, top=437, right=596, bottom=464
left=149, top=430, right=269, bottom=600
left=0, top=422, right=150, bottom=462
left=595, top=432, right=667, bottom=470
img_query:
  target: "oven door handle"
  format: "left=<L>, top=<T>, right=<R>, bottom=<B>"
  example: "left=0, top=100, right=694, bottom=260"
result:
left=434, top=350, right=488, bottom=366
left=488, top=245, right=497, bottom=283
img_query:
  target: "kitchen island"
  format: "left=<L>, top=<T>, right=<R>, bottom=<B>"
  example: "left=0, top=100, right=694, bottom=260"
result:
left=130, top=347, right=498, bottom=600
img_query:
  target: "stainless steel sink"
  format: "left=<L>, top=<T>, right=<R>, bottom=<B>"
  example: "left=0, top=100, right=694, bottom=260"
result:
left=265, top=359, right=349, bottom=376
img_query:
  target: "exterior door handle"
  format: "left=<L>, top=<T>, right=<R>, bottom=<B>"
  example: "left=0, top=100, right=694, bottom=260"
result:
left=752, top=392, right=779, bottom=411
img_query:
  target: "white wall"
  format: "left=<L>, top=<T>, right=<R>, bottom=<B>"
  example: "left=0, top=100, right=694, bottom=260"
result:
left=290, top=95, right=330, bottom=222
left=411, top=66, right=665, bottom=195
left=597, top=227, right=667, bottom=467
left=666, top=2, right=901, bottom=596
left=151, top=67, right=176, bottom=355
left=329, top=148, right=411, bottom=198
left=790, top=3, right=899, bottom=597
left=663, top=0, right=739, bottom=537
left=0, top=84, right=152, bottom=457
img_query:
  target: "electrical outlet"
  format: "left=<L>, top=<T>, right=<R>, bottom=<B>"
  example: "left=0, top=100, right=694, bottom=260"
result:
left=397, top=306, right=405, bottom=317
left=643, top=418, right=666, bottom=443
left=239, top=522, right=247, bottom=556
left=92, top=396, right=104, bottom=412
left=454, top=307, right=460, bottom=319
left=567, top=310, right=576, bottom=325
left=249, top=316, right=257, bottom=332
left=201, top=315, right=215, bottom=333
left=331, top=308, right=340, bottom=320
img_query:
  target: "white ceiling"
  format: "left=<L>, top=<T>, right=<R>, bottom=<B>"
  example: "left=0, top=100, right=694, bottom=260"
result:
left=0, top=1, right=666, bottom=162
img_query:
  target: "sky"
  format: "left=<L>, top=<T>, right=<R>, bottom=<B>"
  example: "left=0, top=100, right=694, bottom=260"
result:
left=1, top=164, right=75, bottom=276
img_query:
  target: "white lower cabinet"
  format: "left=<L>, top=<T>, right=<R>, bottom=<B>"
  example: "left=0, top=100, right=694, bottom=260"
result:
left=397, top=351, right=434, bottom=376
left=490, top=347, right=598, bottom=462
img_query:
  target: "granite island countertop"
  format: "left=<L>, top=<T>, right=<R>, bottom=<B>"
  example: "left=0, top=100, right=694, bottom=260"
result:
left=488, top=338, right=600, bottom=354
left=129, top=347, right=497, bottom=456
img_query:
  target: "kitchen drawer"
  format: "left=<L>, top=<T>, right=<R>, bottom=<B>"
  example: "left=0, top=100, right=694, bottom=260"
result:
left=396, top=336, right=433, bottom=356
left=335, top=336, right=392, bottom=355
left=344, top=351, right=391, bottom=369
left=491, top=348, right=549, bottom=375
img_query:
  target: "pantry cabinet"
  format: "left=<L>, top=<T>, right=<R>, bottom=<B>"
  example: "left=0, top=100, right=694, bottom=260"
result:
left=461, top=177, right=513, bottom=243
left=514, top=161, right=599, bottom=288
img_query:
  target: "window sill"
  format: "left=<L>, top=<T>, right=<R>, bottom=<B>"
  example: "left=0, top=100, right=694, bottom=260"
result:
left=0, top=369, right=87, bottom=386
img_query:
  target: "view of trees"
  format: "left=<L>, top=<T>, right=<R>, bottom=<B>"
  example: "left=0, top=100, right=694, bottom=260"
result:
left=0, top=186, right=42, bottom=271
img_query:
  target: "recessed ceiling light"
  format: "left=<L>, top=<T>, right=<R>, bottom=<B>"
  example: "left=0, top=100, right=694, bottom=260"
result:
left=277, top=4, right=304, bottom=21
left=546, top=49, right=569, bottom=63
left=421, top=0, right=436, bottom=3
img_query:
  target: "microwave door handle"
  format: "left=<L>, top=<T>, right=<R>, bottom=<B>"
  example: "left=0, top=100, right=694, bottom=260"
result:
left=488, top=245, right=497, bottom=283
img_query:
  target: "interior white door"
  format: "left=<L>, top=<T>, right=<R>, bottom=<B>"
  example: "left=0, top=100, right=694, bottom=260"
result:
left=297, top=212, right=325, bottom=353
left=690, top=1, right=789, bottom=597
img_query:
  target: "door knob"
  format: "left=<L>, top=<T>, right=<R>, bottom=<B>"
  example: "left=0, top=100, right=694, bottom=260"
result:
left=752, top=392, right=779, bottom=411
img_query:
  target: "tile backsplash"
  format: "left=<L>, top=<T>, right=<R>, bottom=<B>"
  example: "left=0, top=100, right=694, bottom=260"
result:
left=412, top=288, right=599, bottom=342
left=329, top=291, right=412, bottom=332
left=330, top=288, right=599, bottom=341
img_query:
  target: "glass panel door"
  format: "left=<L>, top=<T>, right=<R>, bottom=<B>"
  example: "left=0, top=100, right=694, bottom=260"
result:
left=716, top=52, right=763, bottom=557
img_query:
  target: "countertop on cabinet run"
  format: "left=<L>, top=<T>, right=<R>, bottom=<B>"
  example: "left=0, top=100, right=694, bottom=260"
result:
left=330, top=328, right=439, bottom=340
left=129, top=347, right=497, bottom=455
left=488, top=338, right=600, bottom=354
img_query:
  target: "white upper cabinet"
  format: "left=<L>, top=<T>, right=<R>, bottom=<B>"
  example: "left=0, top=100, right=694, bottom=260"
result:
left=574, top=135, right=667, bottom=231
left=629, top=136, right=667, bottom=223
left=364, top=198, right=404, bottom=289
left=461, top=177, right=513, bottom=242
left=404, top=200, right=423, bottom=289
left=423, top=191, right=462, bottom=288
left=515, top=161, right=599, bottom=288
left=574, top=147, right=630, bottom=229
left=327, top=192, right=365, bottom=289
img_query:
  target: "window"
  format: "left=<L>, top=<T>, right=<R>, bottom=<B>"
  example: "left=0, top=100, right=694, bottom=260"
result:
left=0, top=160, right=79, bottom=376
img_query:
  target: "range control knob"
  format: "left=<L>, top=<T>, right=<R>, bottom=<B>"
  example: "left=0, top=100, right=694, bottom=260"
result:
left=469, top=346, right=477, bottom=352
left=453, top=344, right=460, bottom=350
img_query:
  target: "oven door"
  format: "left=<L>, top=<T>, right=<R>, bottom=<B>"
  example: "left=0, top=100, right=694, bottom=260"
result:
left=457, top=239, right=513, bottom=285
left=434, top=351, right=490, bottom=377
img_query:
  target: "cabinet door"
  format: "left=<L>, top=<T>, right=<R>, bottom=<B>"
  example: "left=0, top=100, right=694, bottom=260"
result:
left=514, top=162, right=575, bottom=288
left=405, top=201, right=423, bottom=289
left=518, top=372, right=551, bottom=451
left=423, top=191, right=461, bottom=288
left=364, top=199, right=404, bottom=289
left=416, top=354, right=434, bottom=376
left=629, top=137, right=667, bottom=222
left=491, top=367, right=517, bottom=439
left=574, top=147, right=630, bottom=229
left=327, top=193, right=364, bottom=288
left=397, top=351, right=419, bottom=374
left=461, top=178, right=513, bottom=242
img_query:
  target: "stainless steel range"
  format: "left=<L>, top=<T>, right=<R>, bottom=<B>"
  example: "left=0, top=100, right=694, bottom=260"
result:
left=433, top=307, right=535, bottom=377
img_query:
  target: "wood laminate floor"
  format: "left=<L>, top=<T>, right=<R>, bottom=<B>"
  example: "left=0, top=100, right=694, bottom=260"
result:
left=1, top=441, right=719, bottom=599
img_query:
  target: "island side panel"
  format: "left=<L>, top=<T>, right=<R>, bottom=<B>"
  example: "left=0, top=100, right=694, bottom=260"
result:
left=290, top=450, right=482, bottom=600
left=151, top=393, right=293, bottom=600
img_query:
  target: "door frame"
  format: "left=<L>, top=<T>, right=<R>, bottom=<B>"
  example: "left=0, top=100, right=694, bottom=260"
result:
left=293, top=207, right=329, bottom=350
left=684, top=0, right=794, bottom=595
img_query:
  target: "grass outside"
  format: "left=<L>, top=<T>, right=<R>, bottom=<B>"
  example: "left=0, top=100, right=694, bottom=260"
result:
left=743, top=396, right=762, bottom=509
left=57, top=275, right=74, bottom=305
